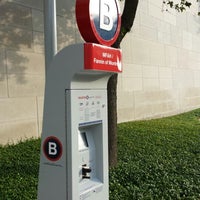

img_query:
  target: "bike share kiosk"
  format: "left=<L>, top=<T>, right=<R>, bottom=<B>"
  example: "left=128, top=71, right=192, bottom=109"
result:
left=38, top=0, right=122, bottom=199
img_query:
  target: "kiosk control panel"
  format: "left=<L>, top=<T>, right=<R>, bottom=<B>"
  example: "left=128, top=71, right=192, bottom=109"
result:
left=74, top=90, right=106, bottom=198
left=66, top=88, right=109, bottom=199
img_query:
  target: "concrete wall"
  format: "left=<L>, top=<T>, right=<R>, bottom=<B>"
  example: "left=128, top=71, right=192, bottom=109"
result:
left=0, top=0, right=43, bottom=145
left=0, top=0, right=200, bottom=144
left=117, top=0, right=200, bottom=122
left=0, top=0, right=80, bottom=144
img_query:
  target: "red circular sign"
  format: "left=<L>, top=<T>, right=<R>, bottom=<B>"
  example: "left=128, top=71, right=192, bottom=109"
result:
left=43, top=136, right=63, bottom=162
left=76, top=0, right=121, bottom=46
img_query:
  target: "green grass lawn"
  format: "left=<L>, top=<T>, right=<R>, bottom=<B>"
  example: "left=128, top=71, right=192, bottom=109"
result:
left=0, top=109, right=200, bottom=199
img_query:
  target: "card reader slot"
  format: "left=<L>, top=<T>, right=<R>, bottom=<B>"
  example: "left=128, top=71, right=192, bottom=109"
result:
left=82, top=164, right=92, bottom=179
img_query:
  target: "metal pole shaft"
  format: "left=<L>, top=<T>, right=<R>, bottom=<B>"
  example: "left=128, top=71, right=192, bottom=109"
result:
left=44, top=0, right=57, bottom=72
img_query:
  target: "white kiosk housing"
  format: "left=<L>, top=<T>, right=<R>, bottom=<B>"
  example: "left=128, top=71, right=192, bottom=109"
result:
left=38, top=43, right=122, bottom=200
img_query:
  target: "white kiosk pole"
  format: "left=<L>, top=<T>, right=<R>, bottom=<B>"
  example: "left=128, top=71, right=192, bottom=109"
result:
left=44, top=0, right=57, bottom=72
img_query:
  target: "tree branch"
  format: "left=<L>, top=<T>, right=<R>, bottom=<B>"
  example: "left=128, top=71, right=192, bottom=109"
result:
left=113, top=0, right=139, bottom=48
left=108, top=0, right=139, bottom=167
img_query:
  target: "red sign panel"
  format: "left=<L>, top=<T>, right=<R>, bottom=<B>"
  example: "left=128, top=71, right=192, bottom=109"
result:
left=84, top=43, right=122, bottom=73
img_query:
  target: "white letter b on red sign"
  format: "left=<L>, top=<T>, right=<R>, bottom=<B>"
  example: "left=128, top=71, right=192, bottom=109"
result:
left=100, top=0, right=114, bottom=31
left=43, top=136, right=62, bottom=161
left=48, top=142, right=57, bottom=155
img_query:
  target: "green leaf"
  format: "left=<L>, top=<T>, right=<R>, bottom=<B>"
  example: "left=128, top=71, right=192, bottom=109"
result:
left=167, top=1, right=174, bottom=7
left=185, top=1, right=192, bottom=7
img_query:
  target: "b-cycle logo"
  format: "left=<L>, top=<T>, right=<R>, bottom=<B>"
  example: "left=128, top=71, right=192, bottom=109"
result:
left=43, top=136, right=63, bottom=162
left=76, top=0, right=121, bottom=46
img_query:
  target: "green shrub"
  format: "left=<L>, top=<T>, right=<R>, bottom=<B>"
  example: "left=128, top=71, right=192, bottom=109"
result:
left=0, top=139, right=40, bottom=200
left=109, top=109, right=200, bottom=199
left=0, top=109, right=200, bottom=199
